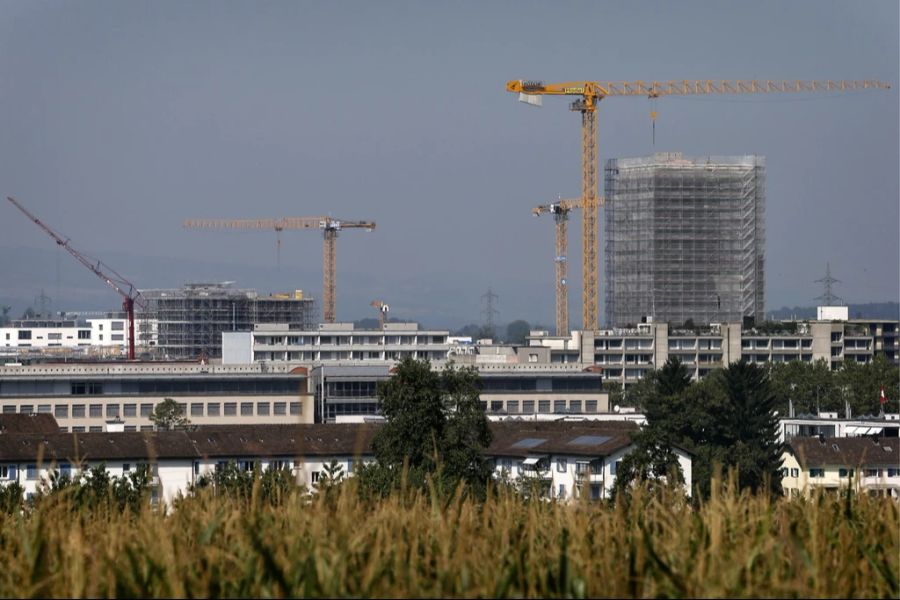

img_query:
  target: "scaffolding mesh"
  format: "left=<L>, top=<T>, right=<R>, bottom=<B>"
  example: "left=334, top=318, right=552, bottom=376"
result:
left=604, top=152, right=765, bottom=328
left=138, top=283, right=316, bottom=359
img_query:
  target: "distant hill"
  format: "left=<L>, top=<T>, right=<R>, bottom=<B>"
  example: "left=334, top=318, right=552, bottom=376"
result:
left=768, top=302, right=898, bottom=320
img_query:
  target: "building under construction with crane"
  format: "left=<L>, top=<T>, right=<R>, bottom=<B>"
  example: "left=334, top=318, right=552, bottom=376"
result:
left=138, top=283, right=316, bottom=360
left=604, top=152, right=766, bottom=328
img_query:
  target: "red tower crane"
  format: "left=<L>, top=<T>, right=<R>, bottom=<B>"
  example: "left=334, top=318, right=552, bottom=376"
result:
left=7, top=196, right=147, bottom=360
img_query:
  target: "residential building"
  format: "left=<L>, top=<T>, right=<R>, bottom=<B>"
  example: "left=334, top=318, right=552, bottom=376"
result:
left=779, top=413, right=899, bottom=444
left=0, top=419, right=691, bottom=504
left=0, top=362, right=313, bottom=431
left=224, top=322, right=450, bottom=364
left=780, top=436, right=900, bottom=498
left=0, top=316, right=132, bottom=360
left=604, top=152, right=766, bottom=327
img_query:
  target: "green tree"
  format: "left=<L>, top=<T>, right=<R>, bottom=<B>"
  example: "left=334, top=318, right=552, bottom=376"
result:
left=504, top=320, right=531, bottom=345
left=837, top=354, right=899, bottom=416
left=716, top=361, right=782, bottom=496
left=358, top=358, right=492, bottom=498
left=767, top=359, right=840, bottom=416
left=149, top=398, right=190, bottom=431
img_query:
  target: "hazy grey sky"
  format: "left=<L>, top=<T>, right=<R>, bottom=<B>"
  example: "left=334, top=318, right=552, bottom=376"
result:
left=1, top=1, right=897, bottom=328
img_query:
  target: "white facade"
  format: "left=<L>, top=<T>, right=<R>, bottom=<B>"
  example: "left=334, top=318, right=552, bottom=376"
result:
left=223, top=322, right=450, bottom=364
left=0, top=317, right=137, bottom=358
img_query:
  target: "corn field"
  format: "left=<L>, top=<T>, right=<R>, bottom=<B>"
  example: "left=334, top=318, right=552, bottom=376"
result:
left=0, top=477, right=896, bottom=598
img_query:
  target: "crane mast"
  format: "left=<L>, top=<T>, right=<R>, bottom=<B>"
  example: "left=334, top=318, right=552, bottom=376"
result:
left=184, top=216, right=375, bottom=323
left=7, top=196, right=147, bottom=360
left=508, top=78, right=891, bottom=331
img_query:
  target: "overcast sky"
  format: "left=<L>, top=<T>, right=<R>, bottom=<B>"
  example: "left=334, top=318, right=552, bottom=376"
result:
left=0, top=1, right=897, bottom=328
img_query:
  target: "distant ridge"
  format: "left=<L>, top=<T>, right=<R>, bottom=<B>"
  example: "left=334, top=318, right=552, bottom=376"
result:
left=768, top=302, right=899, bottom=321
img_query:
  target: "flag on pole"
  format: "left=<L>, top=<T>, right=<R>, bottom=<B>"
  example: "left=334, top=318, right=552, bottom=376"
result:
left=880, top=385, right=886, bottom=405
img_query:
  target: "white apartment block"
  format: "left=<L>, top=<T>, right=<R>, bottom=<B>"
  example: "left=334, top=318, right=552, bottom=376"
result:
left=0, top=317, right=136, bottom=359
left=0, top=419, right=689, bottom=505
left=222, top=322, right=450, bottom=364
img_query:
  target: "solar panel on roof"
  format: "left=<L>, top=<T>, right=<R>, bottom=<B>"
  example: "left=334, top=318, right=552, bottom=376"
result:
left=511, top=438, right=546, bottom=449
left=568, top=435, right=611, bottom=446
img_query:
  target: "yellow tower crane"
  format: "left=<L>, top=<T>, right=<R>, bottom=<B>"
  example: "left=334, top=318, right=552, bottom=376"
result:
left=183, top=216, right=376, bottom=323
left=532, top=195, right=604, bottom=337
left=507, top=79, right=891, bottom=331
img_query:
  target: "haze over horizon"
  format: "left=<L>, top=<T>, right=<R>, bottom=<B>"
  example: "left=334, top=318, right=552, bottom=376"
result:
left=1, top=1, right=897, bottom=328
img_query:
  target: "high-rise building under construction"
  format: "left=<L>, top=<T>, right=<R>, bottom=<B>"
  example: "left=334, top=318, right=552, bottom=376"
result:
left=604, top=152, right=765, bottom=328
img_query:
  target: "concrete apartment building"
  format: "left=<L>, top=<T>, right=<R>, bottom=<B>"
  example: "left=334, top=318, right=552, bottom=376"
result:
left=780, top=436, right=900, bottom=498
left=604, top=153, right=766, bottom=328
left=525, top=314, right=898, bottom=386
left=223, top=322, right=450, bottom=364
left=1, top=316, right=132, bottom=360
left=0, top=362, right=313, bottom=432
left=0, top=418, right=690, bottom=504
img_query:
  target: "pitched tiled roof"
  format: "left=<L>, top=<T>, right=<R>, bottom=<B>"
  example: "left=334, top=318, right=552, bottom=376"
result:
left=0, top=414, right=61, bottom=435
left=0, top=420, right=644, bottom=464
left=786, top=437, right=900, bottom=469
left=487, top=421, right=638, bottom=458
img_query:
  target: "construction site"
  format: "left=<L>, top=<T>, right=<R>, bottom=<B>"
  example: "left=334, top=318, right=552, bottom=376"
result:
left=604, top=152, right=766, bottom=328
left=138, top=283, right=316, bottom=360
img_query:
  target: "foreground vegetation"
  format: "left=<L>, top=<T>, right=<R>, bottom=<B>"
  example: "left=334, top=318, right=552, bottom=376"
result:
left=0, top=475, right=896, bottom=598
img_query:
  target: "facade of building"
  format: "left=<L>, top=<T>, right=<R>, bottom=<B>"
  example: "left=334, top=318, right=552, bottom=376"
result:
left=0, top=420, right=691, bottom=504
left=779, top=414, right=900, bottom=443
left=1, top=316, right=132, bottom=360
left=489, top=421, right=692, bottom=500
left=0, top=362, right=314, bottom=431
left=310, top=363, right=609, bottom=423
left=138, top=283, right=316, bottom=359
left=524, top=316, right=899, bottom=386
left=780, top=436, right=900, bottom=498
left=604, top=152, right=766, bottom=328
left=223, top=322, right=450, bottom=364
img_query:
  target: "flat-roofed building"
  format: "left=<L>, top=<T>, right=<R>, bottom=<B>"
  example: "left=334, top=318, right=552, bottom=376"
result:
left=0, top=362, right=313, bottom=431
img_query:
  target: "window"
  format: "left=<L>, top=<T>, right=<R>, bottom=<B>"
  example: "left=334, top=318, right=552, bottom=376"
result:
left=289, top=402, right=301, bottom=416
left=585, top=400, right=598, bottom=413
left=538, top=400, right=550, bottom=414
left=18, top=330, right=32, bottom=340
left=123, top=463, right=131, bottom=472
left=207, top=403, right=220, bottom=417
left=557, top=458, right=567, bottom=473
left=26, top=464, right=38, bottom=480
left=2, top=406, right=14, bottom=414
left=790, top=468, right=799, bottom=478
left=224, top=402, right=237, bottom=416
left=864, top=469, right=881, bottom=477
left=89, top=426, right=102, bottom=432
left=240, top=402, right=253, bottom=416
left=98, top=324, right=104, bottom=331
left=78, top=330, right=90, bottom=340
left=140, top=403, right=153, bottom=417
left=54, top=405, right=68, bottom=419
left=888, top=468, right=900, bottom=478
left=88, top=404, right=101, bottom=418
left=191, top=403, right=204, bottom=417
left=575, top=462, right=590, bottom=474
left=124, top=404, right=137, bottom=417
left=310, top=471, right=320, bottom=484
left=809, top=468, right=825, bottom=478
left=274, top=402, right=286, bottom=416
left=838, top=468, right=854, bottom=478
left=257, top=402, right=270, bottom=416
left=553, top=400, right=566, bottom=414
left=111, top=334, right=124, bottom=341
left=507, top=400, right=519, bottom=414
left=140, top=425, right=153, bottom=432
left=71, top=426, right=85, bottom=433
left=490, top=401, right=503, bottom=413
left=522, top=400, right=535, bottom=414
left=106, top=404, right=120, bottom=418
left=0, top=465, right=13, bottom=479
left=124, top=426, right=136, bottom=432
left=111, top=321, right=124, bottom=331
left=71, top=404, right=85, bottom=418
left=557, top=484, right=566, bottom=499
left=37, top=404, right=51, bottom=414
left=19, top=405, right=34, bottom=414
left=570, top=400, right=582, bottom=413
